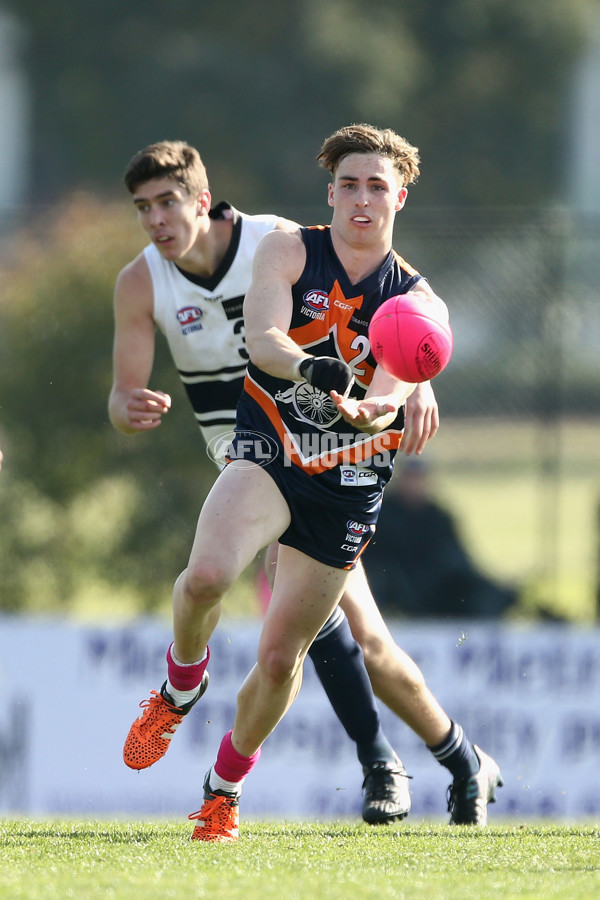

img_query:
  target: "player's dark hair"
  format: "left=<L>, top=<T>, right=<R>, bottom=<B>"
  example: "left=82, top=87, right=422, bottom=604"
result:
left=124, top=140, right=209, bottom=196
left=317, top=124, right=420, bottom=186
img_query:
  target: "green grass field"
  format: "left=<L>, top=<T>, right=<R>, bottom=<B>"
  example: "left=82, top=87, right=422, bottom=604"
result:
left=2, top=820, right=599, bottom=899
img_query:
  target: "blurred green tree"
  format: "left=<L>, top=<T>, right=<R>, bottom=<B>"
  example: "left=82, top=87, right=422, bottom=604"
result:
left=0, top=195, right=219, bottom=613
left=6, top=0, right=598, bottom=211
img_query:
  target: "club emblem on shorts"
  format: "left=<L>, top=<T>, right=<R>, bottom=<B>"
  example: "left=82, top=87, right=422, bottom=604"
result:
left=177, top=306, right=203, bottom=334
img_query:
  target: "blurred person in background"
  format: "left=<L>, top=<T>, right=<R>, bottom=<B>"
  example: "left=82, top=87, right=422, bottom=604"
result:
left=111, top=134, right=501, bottom=840
left=364, top=458, right=519, bottom=618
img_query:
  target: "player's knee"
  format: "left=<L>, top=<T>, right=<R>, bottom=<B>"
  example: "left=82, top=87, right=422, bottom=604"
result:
left=182, top=561, right=232, bottom=607
left=360, top=634, right=426, bottom=692
left=395, top=657, right=427, bottom=694
left=257, top=644, right=299, bottom=687
left=354, top=631, right=388, bottom=671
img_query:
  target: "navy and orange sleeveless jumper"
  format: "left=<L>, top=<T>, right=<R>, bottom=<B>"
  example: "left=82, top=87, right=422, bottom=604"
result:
left=232, top=225, right=422, bottom=569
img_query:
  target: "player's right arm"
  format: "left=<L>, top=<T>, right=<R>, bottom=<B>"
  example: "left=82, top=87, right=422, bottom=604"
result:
left=244, top=229, right=310, bottom=379
left=108, top=254, right=172, bottom=434
left=245, top=229, right=354, bottom=397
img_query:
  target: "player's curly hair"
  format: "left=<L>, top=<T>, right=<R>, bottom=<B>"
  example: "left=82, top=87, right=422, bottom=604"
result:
left=124, top=140, right=209, bottom=196
left=317, top=124, right=420, bottom=186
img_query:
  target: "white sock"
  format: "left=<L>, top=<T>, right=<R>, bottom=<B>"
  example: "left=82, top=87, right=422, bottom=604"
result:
left=171, top=647, right=208, bottom=667
left=208, top=766, right=244, bottom=797
left=165, top=682, right=201, bottom=707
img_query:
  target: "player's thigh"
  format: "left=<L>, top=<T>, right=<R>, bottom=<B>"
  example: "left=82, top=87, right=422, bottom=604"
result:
left=342, top=562, right=426, bottom=689
left=188, top=461, right=291, bottom=578
left=339, top=560, right=395, bottom=647
left=260, top=544, right=349, bottom=664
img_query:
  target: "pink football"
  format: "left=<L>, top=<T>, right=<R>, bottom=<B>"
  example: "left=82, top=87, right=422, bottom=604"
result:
left=369, top=294, right=453, bottom=383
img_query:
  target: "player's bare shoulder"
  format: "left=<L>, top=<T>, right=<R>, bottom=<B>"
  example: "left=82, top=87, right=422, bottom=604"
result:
left=273, top=215, right=302, bottom=235
left=254, top=223, right=305, bottom=282
left=114, top=250, right=153, bottom=314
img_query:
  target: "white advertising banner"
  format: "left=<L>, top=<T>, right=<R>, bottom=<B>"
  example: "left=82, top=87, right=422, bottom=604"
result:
left=0, top=616, right=599, bottom=822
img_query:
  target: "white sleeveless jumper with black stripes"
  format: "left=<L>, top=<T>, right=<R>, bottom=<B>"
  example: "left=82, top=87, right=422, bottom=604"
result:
left=145, top=202, right=278, bottom=447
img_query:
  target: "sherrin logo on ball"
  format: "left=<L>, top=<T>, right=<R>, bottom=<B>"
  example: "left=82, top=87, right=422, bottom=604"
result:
left=368, top=293, right=453, bottom=383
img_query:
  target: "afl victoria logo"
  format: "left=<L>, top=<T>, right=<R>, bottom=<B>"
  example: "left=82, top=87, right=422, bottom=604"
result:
left=177, top=306, right=203, bottom=326
left=346, top=520, right=370, bottom=536
left=303, top=290, right=329, bottom=312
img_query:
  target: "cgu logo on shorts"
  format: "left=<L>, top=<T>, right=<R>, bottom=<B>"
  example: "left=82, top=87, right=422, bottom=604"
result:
left=346, top=520, right=370, bottom=536
left=177, top=306, right=203, bottom=333
left=303, top=290, right=329, bottom=312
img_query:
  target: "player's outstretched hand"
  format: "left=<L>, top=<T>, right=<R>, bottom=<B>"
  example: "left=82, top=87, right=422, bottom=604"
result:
left=330, top=390, right=396, bottom=432
left=401, top=380, right=439, bottom=455
left=299, top=356, right=353, bottom=395
left=125, top=388, right=172, bottom=431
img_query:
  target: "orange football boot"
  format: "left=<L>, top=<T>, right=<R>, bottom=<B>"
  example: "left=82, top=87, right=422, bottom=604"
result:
left=189, top=774, right=240, bottom=843
left=123, top=674, right=209, bottom=770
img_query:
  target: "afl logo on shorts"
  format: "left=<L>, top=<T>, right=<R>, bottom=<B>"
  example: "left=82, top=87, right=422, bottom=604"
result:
left=346, top=520, right=370, bottom=536
left=303, top=290, right=329, bottom=312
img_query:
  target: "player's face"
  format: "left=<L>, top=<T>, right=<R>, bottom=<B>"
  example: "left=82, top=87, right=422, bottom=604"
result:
left=328, top=154, right=407, bottom=250
left=132, top=177, right=209, bottom=260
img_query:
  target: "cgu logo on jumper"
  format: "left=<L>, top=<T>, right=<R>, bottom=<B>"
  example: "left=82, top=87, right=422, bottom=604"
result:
left=301, top=290, right=329, bottom=320
left=177, top=305, right=203, bottom=334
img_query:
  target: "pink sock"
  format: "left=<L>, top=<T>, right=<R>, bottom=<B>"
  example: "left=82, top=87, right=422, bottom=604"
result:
left=166, top=643, right=210, bottom=691
left=214, top=730, right=261, bottom=782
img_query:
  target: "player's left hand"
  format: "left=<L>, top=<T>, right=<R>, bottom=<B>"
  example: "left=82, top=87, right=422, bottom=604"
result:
left=330, top=390, right=397, bottom=432
left=401, top=380, right=439, bottom=455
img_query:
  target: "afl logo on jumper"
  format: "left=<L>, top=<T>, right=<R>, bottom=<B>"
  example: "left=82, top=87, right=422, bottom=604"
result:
left=346, top=520, right=370, bottom=536
left=301, top=290, right=329, bottom=320
left=177, top=306, right=203, bottom=334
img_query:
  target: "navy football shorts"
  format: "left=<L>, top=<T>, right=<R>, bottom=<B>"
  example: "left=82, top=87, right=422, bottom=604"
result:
left=229, top=430, right=384, bottom=570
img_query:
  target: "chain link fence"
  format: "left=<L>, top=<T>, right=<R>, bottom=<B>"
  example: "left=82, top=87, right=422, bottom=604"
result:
left=385, top=209, right=600, bottom=621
